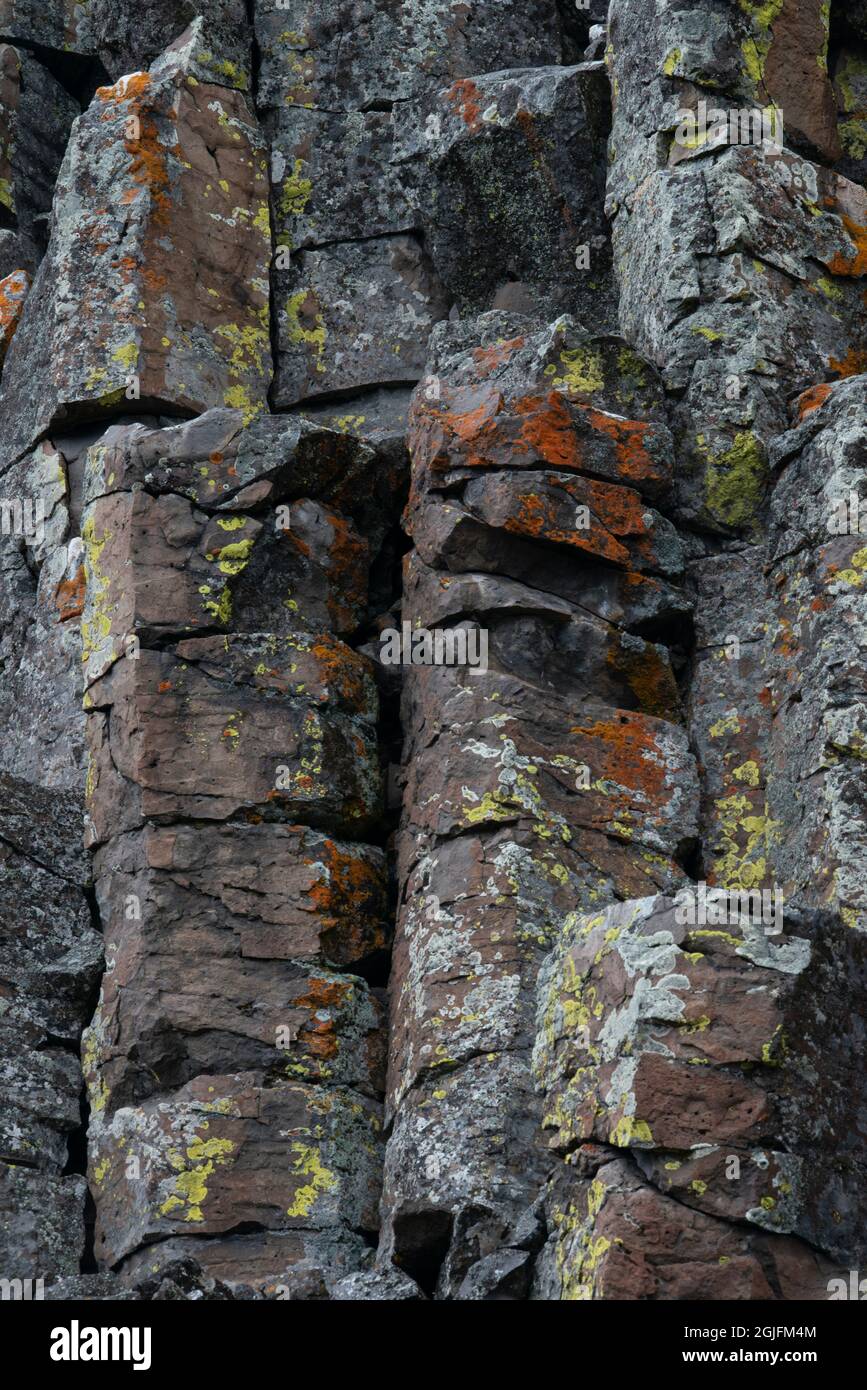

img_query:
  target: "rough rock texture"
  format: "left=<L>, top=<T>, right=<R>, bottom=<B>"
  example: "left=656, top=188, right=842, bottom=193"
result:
left=78, top=406, right=391, bottom=1289
left=1, top=0, right=866, bottom=1305
left=0, top=775, right=100, bottom=1279
left=0, top=43, right=79, bottom=277
left=0, top=38, right=272, bottom=466
left=379, top=315, right=700, bottom=1295
left=533, top=896, right=866, bottom=1297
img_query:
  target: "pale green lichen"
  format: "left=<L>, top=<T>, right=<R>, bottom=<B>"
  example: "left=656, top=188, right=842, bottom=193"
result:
left=701, top=430, right=768, bottom=532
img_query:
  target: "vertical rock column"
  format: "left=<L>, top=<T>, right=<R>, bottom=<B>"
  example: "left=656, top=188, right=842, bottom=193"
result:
left=380, top=313, right=699, bottom=1297
left=259, top=0, right=585, bottom=429
left=605, top=0, right=867, bottom=936
left=525, top=0, right=867, bottom=1301
left=80, top=408, right=392, bottom=1290
left=0, top=777, right=102, bottom=1286
left=0, top=30, right=273, bottom=467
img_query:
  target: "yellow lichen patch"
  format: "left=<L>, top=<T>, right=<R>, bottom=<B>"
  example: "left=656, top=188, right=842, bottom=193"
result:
left=215, top=320, right=270, bottom=378
left=286, top=1142, right=338, bottom=1218
left=285, top=289, right=327, bottom=372
left=609, top=1116, right=653, bottom=1146
left=710, top=791, right=781, bottom=889
left=80, top=512, right=114, bottom=668
left=206, top=537, right=254, bottom=576
left=223, top=383, right=262, bottom=424
left=158, top=1136, right=235, bottom=1223
left=111, top=341, right=139, bottom=372
left=280, top=158, right=312, bottom=220
left=543, top=346, right=604, bottom=394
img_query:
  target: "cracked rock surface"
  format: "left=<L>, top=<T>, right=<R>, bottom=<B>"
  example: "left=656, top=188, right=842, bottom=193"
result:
left=1, top=0, right=866, bottom=1303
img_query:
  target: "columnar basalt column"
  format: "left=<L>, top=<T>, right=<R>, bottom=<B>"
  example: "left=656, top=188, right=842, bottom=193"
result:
left=380, top=313, right=700, bottom=1297
left=79, top=409, right=395, bottom=1291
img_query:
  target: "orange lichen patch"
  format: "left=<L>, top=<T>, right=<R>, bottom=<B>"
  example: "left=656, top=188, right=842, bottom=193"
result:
left=506, top=490, right=546, bottom=539
left=54, top=566, right=85, bottom=622
left=606, top=642, right=679, bottom=720
left=501, top=484, right=632, bottom=566
left=471, top=335, right=525, bottom=376
left=826, top=214, right=867, bottom=278
left=96, top=72, right=152, bottom=105
left=446, top=78, right=483, bottom=132
left=141, top=265, right=168, bottom=293
left=0, top=268, right=30, bottom=366
left=585, top=476, right=653, bottom=549
left=828, top=347, right=867, bottom=378
left=307, top=636, right=371, bottom=713
left=572, top=711, right=668, bottom=805
left=444, top=385, right=504, bottom=445
left=97, top=73, right=174, bottom=232
left=622, top=570, right=654, bottom=595
left=795, top=382, right=834, bottom=419
left=584, top=409, right=666, bottom=487
left=304, top=845, right=383, bottom=949
left=158, top=680, right=172, bottom=692
left=324, top=512, right=367, bottom=633
left=513, top=392, right=585, bottom=471
left=295, top=976, right=351, bottom=1013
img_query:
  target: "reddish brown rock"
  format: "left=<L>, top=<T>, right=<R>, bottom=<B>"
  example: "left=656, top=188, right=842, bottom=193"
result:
left=536, top=1156, right=842, bottom=1301
left=0, top=36, right=272, bottom=464
left=83, top=634, right=382, bottom=844
left=88, top=1073, right=383, bottom=1271
left=94, top=823, right=386, bottom=971
left=534, top=895, right=867, bottom=1269
left=0, top=266, right=28, bottom=367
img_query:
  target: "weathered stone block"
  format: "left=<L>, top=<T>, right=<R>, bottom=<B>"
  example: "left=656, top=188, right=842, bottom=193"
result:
left=0, top=45, right=272, bottom=463
left=89, top=1074, right=383, bottom=1269
left=394, top=64, right=613, bottom=322
left=84, top=634, right=382, bottom=843
left=272, top=235, right=450, bottom=408
left=534, top=896, right=867, bottom=1266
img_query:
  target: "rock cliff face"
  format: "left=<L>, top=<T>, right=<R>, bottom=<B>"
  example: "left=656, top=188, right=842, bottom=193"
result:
left=1, top=0, right=866, bottom=1301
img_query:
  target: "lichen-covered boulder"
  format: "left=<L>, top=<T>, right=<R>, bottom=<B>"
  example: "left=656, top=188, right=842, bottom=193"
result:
left=88, top=1074, right=383, bottom=1272
left=0, top=32, right=272, bottom=465
left=534, top=896, right=867, bottom=1274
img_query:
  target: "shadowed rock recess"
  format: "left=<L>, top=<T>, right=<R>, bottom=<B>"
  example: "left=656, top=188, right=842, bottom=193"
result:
left=0, top=0, right=865, bottom=1303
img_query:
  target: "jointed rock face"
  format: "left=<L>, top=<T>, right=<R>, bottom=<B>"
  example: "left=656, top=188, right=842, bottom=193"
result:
left=1, top=0, right=866, bottom=1303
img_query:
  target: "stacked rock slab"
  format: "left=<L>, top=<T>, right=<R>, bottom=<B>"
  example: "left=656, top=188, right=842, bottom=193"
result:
left=262, top=0, right=613, bottom=430
left=762, top=378, right=867, bottom=929
left=0, top=28, right=272, bottom=468
left=0, top=776, right=101, bottom=1284
left=532, top=896, right=866, bottom=1299
left=605, top=3, right=867, bottom=910
left=380, top=313, right=700, bottom=1297
left=521, top=0, right=867, bottom=1301
left=79, top=408, right=393, bottom=1290
left=1, top=0, right=867, bottom=1304
left=606, top=0, right=867, bottom=530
